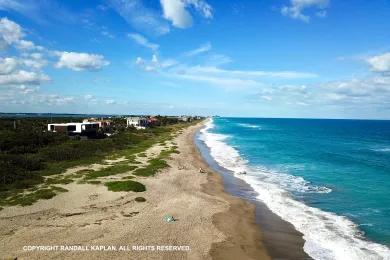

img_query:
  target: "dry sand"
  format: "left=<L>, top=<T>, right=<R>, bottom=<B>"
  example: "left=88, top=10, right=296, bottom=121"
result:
left=0, top=123, right=271, bottom=260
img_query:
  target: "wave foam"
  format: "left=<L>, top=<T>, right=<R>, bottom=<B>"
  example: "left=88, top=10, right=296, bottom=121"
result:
left=199, top=118, right=390, bottom=260
left=237, top=123, right=262, bottom=129
left=372, top=147, right=390, bottom=153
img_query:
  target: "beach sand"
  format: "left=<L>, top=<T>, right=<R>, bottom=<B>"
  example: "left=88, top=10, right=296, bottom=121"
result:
left=0, top=122, right=307, bottom=259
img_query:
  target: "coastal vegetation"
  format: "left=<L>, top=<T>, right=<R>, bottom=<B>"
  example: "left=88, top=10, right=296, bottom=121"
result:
left=104, top=180, right=146, bottom=192
left=135, top=197, right=146, bottom=202
left=0, top=116, right=195, bottom=207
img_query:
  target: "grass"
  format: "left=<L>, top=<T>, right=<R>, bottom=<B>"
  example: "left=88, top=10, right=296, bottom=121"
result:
left=132, top=144, right=180, bottom=177
left=133, top=158, right=168, bottom=177
left=84, top=164, right=138, bottom=180
left=50, top=186, right=68, bottom=193
left=1, top=186, right=67, bottom=206
left=105, top=180, right=146, bottom=192
left=75, top=169, right=95, bottom=175
left=45, top=177, right=74, bottom=185
left=135, top=197, right=146, bottom=202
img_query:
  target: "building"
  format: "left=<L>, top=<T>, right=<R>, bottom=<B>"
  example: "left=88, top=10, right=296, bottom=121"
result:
left=147, top=116, right=159, bottom=126
left=47, top=122, right=99, bottom=135
left=126, top=117, right=148, bottom=129
left=82, top=118, right=111, bottom=128
left=180, top=116, right=192, bottom=122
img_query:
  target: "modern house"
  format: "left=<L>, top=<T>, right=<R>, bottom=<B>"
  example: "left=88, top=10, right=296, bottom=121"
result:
left=82, top=118, right=112, bottom=128
left=126, top=117, right=148, bottom=129
left=47, top=122, right=99, bottom=136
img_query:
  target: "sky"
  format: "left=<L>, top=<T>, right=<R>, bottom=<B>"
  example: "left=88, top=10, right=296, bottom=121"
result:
left=0, top=0, right=390, bottom=119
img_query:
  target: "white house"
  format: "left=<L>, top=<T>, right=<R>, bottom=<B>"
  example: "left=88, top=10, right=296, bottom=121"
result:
left=47, top=122, right=99, bottom=135
left=126, top=117, right=148, bottom=129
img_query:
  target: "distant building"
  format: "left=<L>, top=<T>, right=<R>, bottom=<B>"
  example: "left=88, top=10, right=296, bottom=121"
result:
left=126, top=117, right=148, bottom=129
left=47, top=122, right=99, bottom=135
left=82, top=118, right=111, bottom=128
left=147, top=116, right=159, bottom=126
left=180, top=116, right=192, bottom=122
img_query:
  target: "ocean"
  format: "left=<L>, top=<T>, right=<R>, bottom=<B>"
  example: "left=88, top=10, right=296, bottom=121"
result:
left=198, top=117, right=390, bottom=260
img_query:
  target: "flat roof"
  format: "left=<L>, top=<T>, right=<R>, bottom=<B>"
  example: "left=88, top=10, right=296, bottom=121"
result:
left=48, top=122, right=99, bottom=126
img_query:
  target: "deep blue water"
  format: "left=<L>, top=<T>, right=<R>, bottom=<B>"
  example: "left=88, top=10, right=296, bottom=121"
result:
left=206, top=117, right=390, bottom=251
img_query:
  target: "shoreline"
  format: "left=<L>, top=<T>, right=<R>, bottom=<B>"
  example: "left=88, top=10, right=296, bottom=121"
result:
left=0, top=121, right=306, bottom=259
left=193, top=122, right=311, bottom=259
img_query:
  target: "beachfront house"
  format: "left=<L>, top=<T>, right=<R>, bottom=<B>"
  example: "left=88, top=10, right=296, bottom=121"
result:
left=47, top=122, right=99, bottom=136
left=82, top=118, right=112, bottom=128
left=180, top=116, right=192, bottom=122
left=126, top=116, right=148, bottom=130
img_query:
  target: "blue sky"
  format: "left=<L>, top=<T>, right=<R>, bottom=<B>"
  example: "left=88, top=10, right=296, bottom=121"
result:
left=0, top=0, right=390, bottom=119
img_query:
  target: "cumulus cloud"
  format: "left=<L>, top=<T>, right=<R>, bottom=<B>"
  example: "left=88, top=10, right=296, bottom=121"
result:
left=0, top=70, right=49, bottom=85
left=366, top=52, right=390, bottom=74
left=54, top=51, right=110, bottom=71
left=184, top=42, right=211, bottom=56
left=128, top=33, right=159, bottom=51
left=0, top=17, right=23, bottom=49
left=160, top=0, right=213, bottom=28
left=281, top=0, right=330, bottom=22
left=0, top=17, right=42, bottom=50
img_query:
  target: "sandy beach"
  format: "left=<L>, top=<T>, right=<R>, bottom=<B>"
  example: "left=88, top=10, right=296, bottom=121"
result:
left=0, top=122, right=274, bottom=260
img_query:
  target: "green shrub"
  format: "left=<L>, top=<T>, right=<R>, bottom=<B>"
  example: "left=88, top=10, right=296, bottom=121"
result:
left=105, top=180, right=146, bottom=192
left=133, top=158, right=168, bottom=177
left=135, top=197, right=146, bottom=202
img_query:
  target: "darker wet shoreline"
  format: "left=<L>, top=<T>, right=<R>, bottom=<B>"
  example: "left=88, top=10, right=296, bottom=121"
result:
left=194, top=130, right=312, bottom=260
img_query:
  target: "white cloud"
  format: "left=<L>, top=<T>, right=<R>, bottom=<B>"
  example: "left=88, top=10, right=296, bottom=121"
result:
left=128, top=33, right=159, bottom=51
left=101, top=27, right=115, bottom=39
left=281, top=0, right=329, bottom=22
left=0, top=17, right=42, bottom=51
left=186, top=66, right=318, bottom=79
left=174, top=73, right=260, bottom=88
left=0, top=17, right=23, bottom=49
left=160, top=0, right=213, bottom=28
left=135, top=54, right=177, bottom=72
left=184, top=42, right=211, bottom=56
left=168, top=66, right=317, bottom=88
left=0, top=57, right=18, bottom=74
left=366, top=52, right=390, bottom=74
left=0, top=70, right=49, bottom=85
left=20, top=53, right=47, bottom=70
left=55, top=51, right=110, bottom=71
left=105, top=99, right=116, bottom=105
left=135, top=52, right=317, bottom=88
left=107, top=0, right=170, bottom=36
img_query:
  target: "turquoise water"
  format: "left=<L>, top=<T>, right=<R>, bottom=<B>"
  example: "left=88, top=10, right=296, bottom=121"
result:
left=200, top=117, right=390, bottom=259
